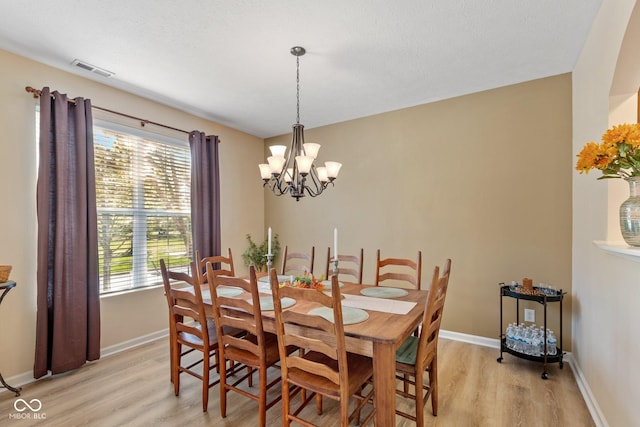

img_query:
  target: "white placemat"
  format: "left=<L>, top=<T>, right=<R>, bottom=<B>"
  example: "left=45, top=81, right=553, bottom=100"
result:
left=341, top=293, right=416, bottom=315
left=308, top=306, right=369, bottom=325
left=258, top=296, right=296, bottom=311
left=202, top=286, right=243, bottom=303
left=258, top=275, right=291, bottom=284
left=360, top=286, right=408, bottom=298
left=258, top=282, right=273, bottom=295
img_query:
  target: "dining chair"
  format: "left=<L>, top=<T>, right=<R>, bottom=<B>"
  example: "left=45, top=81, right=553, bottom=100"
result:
left=160, top=259, right=221, bottom=412
left=325, top=247, right=364, bottom=283
left=375, top=249, right=422, bottom=289
left=206, top=264, right=285, bottom=427
left=281, top=245, right=315, bottom=276
left=195, top=248, right=235, bottom=284
left=394, top=259, right=452, bottom=426
left=270, top=269, right=376, bottom=426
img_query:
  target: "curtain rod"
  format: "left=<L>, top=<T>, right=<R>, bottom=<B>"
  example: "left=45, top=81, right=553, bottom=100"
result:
left=25, top=86, right=192, bottom=136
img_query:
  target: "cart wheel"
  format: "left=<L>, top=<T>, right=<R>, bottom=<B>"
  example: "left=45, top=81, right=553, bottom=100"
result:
left=497, top=357, right=503, bottom=363
left=541, top=372, right=548, bottom=380
left=559, top=361, right=564, bottom=369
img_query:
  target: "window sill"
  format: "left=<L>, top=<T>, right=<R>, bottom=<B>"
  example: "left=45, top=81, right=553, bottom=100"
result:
left=100, top=283, right=164, bottom=299
left=593, top=240, right=640, bottom=263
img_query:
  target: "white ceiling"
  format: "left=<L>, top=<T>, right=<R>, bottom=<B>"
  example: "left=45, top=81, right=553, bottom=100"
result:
left=0, top=0, right=602, bottom=138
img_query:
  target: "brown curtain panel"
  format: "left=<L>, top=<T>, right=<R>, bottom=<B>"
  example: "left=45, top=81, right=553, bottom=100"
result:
left=189, top=131, right=221, bottom=259
left=34, top=87, right=100, bottom=378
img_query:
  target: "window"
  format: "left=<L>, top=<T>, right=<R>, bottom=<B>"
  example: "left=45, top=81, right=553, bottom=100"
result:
left=94, top=122, right=191, bottom=294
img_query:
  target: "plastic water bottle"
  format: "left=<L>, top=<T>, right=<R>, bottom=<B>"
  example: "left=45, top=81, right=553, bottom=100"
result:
left=514, top=324, right=525, bottom=353
left=523, top=327, right=533, bottom=355
left=529, top=327, right=541, bottom=356
left=547, top=330, right=558, bottom=356
left=537, top=327, right=546, bottom=355
left=505, top=323, right=515, bottom=349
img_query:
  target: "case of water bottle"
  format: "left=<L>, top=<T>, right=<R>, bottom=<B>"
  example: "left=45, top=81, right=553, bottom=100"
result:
left=505, top=323, right=558, bottom=356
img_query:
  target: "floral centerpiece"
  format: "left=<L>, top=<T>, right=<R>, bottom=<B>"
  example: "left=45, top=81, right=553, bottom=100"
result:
left=576, top=123, right=640, bottom=246
left=242, top=233, right=280, bottom=272
left=576, top=123, right=640, bottom=179
left=286, top=271, right=325, bottom=290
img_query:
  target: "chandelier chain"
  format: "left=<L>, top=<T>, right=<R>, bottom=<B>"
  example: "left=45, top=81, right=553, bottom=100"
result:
left=296, top=55, right=300, bottom=124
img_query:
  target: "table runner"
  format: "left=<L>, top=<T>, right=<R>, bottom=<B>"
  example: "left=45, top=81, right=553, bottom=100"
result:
left=341, top=293, right=416, bottom=315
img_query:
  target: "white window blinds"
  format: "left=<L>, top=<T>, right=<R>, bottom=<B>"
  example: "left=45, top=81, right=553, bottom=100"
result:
left=94, top=123, right=191, bottom=294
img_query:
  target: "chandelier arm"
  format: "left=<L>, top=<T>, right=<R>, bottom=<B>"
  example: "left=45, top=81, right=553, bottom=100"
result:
left=270, top=169, right=292, bottom=196
left=304, top=166, right=325, bottom=196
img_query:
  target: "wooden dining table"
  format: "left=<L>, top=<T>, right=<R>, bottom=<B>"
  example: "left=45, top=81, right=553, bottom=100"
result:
left=201, top=280, right=428, bottom=425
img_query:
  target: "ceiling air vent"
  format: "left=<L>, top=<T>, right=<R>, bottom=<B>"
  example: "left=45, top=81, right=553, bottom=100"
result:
left=71, top=59, right=114, bottom=78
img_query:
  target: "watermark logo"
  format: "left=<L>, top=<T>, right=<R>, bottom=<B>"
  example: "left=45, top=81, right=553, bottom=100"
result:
left=8, top=398, right=46, bottom=420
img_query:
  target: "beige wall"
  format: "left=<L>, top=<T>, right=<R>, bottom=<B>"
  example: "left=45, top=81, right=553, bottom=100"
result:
left=265, top=74, right=573, bottom=343
left=572, top=0, right=640, bottom=425
left=0, top=49, right=265, bottom=378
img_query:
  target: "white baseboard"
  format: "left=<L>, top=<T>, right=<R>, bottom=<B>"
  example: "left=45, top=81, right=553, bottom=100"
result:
left=564, top=353, right=608, bottom=427
left=100, top=328, right=168, bottom=358
left=439, top=328, right=501, bottom=349
left=1, top=370, right=39, bottom=393
left=1, top=328, right=168, bottom=393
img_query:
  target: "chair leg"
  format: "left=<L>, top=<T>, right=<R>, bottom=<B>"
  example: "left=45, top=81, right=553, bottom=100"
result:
left=415, top=370, right=425, bottom=427
left=248, top=366, right=254, bottom=387
left=258, top=367, right=267, bottom=427
left=219, top=359, right=228, bottom=418
left=282, top=382, right=291, bottom=427
left=430, top=358, right=438, bottom=416
left=403, top=373, right=410, bottom=394
left=169, top=333, right=175, bottom=383
left=172, top=342, right=181, bottom=396
left=202, top=350, right=210, bottom=412
left=315, top=394, right=323, bottom=415
left=340, top=395, right=349, bottom=426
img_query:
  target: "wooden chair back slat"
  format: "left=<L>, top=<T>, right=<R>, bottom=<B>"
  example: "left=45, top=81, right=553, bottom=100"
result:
left=281, top=246, right=315, bottom=276
left=196, top=248, right=235, bottom=284
left=282, top=333, right=338, bottom=359
left=375, top=249, right=422, bottom=289
left=282, top=308, right=337, bottom=335
left=222, top=335, right=259, bottom=355
left=287, top=358, right=341, bottom=385
left=325, top=247, right=364, bottom=283
left=208, top=269, right=265, bottom=347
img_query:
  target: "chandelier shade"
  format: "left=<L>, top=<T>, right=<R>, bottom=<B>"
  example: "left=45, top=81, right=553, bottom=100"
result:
left=258, top=46, right=342, bottom=201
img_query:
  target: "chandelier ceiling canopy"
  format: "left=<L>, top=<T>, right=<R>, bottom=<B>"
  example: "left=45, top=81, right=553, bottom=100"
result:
left=259, top=46, right=342, bottom=201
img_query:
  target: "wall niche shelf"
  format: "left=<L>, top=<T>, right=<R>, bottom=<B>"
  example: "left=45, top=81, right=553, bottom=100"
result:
left=593, top=241, right=640, bottom=263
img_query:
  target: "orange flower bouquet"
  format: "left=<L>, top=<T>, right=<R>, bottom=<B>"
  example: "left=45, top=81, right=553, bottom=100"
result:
left=576, top=123, right=640, bottom=179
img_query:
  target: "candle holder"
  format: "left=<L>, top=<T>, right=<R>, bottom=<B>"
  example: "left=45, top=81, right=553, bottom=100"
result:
left=265, top=253, right=274, bottom=273
left=332, top=258, right=339, bottom=277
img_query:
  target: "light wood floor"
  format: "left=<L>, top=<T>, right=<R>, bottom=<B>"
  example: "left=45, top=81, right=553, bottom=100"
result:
left=0, top=338, right=594, bottom=426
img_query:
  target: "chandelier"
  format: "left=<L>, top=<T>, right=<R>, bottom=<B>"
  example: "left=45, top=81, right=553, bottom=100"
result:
left=259, top=46, right=342, bottom=201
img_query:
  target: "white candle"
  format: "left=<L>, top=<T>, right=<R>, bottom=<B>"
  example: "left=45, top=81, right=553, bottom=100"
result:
left=268, top=227, right=272, bottom=255
left=334, top=227, right=338, bottom=257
